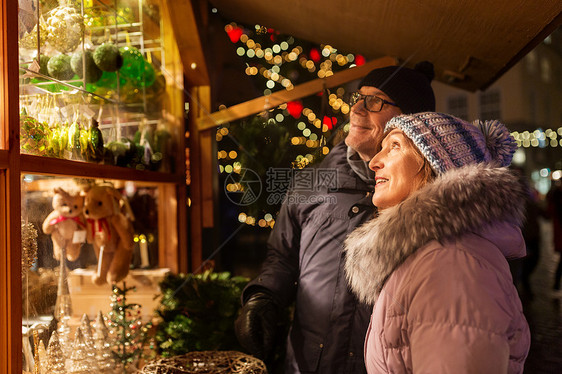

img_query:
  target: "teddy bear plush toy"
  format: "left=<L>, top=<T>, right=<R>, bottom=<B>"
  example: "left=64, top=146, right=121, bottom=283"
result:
left=42, top=187, right=86, bottom=261
left=82, top=184, right=135, bottom=285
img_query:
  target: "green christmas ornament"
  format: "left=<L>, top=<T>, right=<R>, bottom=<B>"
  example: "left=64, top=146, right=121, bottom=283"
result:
left=95, top=71, right=118, bottom=89
left=38, top=55, right=51, bottom=76
left=20, top=109, right=49, bottom=155
left=93, top=43, right=123, bottom=72
left=47, top=54, right=75, bottom=81
left=71, top=50, right=102, bottom=83
left=140, top=60, right=156, bottom=88
left=119, top=46, right=145, bottom=79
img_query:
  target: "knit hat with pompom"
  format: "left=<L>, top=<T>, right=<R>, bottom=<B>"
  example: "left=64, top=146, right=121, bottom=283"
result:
left=384, top=112, right=517, bottom=175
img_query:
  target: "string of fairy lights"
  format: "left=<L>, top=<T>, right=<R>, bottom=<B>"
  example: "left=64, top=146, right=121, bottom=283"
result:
left=512, top=128, right=562, bottom=148
left=218, top=22, right=366, bottom=227
left=219, top=22, right=562, bottom=226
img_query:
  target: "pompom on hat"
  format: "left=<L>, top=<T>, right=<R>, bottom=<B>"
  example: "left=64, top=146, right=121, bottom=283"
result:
left=384, top=112, right=517, bottom=175
left=358, top=61, right=436, bottom=114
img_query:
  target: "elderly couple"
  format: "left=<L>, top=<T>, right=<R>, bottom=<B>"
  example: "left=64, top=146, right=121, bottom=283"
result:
left=235, top=62, right=530, bottom=374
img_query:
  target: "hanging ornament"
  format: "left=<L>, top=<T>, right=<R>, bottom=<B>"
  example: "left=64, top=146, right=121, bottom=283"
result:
left=93, top=42, right=123, bottom=72
left=37, top=55, right=51, bottom=77
left=21, top=219, right=38, bottom=276
left=47, top=54, right=75, bottom=81
left=71, top=50, right=102, bottom=83
left=140, top=61, right=156, bottom=88
left=45, top=1, right=84, bottom=53
left=119, top=46, right=145, bottom=79
left=20, top=109, right=49, bottom=156
left=45, top=332, right=66, bottom=374
left=19, top=20, right=47, bottom=49
left=92, top=71, right=118, bottom=89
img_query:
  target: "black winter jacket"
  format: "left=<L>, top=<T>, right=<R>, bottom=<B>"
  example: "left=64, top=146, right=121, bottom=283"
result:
left=243, top=141, right=375, bottom=373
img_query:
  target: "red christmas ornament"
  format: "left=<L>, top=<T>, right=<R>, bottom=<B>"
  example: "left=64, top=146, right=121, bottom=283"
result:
left=322, top=116, right=338, bottom=130
left=287, top=101, right=303, bottom=119
left=309, top=48, right=321, bottom=63
left=227, top=26, right=243, bottom=43
left=355, top=55, right=366, bottom=66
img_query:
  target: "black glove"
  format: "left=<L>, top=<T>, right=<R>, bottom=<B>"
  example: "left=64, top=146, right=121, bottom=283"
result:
left=234, top=291, right=279, bottom=360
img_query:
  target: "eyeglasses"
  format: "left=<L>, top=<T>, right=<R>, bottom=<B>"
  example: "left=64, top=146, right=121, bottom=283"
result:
left=349, top=92, right=398, bottom=112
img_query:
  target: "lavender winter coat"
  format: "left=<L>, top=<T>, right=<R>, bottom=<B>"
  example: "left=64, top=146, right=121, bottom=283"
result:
left=345, top=164, right=531, bottom=374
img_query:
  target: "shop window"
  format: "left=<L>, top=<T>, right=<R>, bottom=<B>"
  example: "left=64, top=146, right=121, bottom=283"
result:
left=21, top=175, right=169, bottom=369
left=17, top=1, right=185, bottom=371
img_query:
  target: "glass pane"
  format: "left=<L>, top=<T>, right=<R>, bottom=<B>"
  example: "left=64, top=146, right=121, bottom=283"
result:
left=18, top=0, right=177, bottom=172
left=21, top=174, right=164, bottom=371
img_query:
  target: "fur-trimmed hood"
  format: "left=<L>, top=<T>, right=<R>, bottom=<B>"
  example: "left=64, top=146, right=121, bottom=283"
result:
left=344, top=163, right=527, bottom=305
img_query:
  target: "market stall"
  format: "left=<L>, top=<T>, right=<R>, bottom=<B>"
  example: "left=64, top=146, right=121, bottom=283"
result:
left=2, top=0, right=562, bottom=372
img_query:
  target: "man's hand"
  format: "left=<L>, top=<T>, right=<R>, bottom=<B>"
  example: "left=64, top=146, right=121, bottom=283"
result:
left=234, top=291, right=279, bottom=360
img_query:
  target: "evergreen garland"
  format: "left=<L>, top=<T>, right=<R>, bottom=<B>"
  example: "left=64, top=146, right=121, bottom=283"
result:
left=154, top=270, right=249, bottom=357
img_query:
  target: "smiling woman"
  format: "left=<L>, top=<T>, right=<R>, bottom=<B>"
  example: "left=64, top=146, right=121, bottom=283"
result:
left=368, top=128, right=433, bottom=210
left=345, top=112, right=530, bottom=374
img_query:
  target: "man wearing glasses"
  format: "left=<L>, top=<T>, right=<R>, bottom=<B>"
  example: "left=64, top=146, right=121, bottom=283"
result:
left=235, top=62, right=436, bottom=374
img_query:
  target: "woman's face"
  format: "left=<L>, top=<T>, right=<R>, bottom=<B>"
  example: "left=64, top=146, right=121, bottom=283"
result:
left=368, top=129, right=426, bottom=210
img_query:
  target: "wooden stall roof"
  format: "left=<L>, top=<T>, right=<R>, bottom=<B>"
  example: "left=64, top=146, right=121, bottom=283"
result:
left=202, top=0, right=562, bottom=92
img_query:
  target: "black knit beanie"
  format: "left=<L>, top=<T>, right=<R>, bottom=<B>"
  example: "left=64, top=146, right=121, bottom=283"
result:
left=358, top=61, right=436, bottom=114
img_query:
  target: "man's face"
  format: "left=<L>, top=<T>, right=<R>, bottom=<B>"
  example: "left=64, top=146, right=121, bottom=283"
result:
left=345, top=86, right=402, bottom=161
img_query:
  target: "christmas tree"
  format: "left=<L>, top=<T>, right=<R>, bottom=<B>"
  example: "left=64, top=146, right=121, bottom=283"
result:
left=217, top=19, right=362, bottom=225
left=68, top=328, right=99, bottom=374
left=107, top=283, right=152, bottom=372
left=93, top=310, right=117, bottom=373
left=78, top=314, right=100, bottom=371
left=44, top=332, right=66, bottom=374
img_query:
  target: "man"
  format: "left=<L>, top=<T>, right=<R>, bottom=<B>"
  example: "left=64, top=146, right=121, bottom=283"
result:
left=235, top=62, right=436, bottom=373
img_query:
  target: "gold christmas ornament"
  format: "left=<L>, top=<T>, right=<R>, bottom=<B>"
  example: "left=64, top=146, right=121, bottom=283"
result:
left=21, top=219, right=38, bottom=276
left=45, top=3, right=84, bottom=53
left=19, top=21, right=47, bottom=50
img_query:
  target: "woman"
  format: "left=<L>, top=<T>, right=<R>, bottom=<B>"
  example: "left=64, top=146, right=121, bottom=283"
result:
left=344, top=112, right=530, bottom=373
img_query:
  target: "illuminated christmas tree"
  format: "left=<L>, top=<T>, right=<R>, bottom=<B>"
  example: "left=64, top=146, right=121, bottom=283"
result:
left=107, top=283, right=152, bottom=372
left=217, top=20, right=363, bottom=224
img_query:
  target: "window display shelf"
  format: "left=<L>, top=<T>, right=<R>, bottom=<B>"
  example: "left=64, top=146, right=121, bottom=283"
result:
left=20, top=153, right=183, bottom=183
